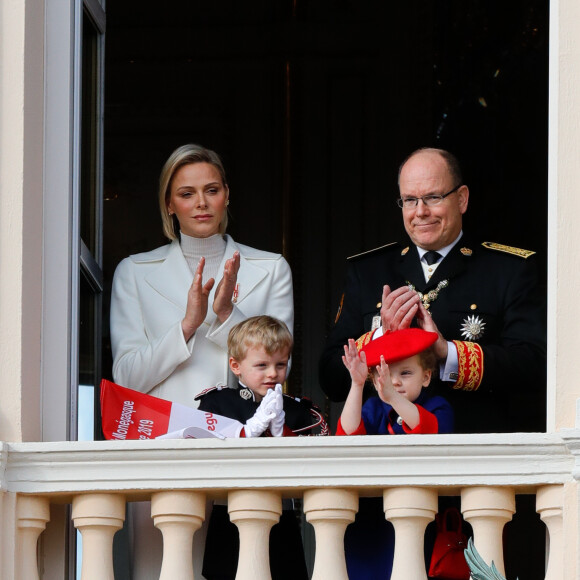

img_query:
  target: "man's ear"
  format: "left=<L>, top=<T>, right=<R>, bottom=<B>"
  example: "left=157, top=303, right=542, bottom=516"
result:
left=458, top=185, right=469, bottom=214
left=229, top=356, right=242, bottom=376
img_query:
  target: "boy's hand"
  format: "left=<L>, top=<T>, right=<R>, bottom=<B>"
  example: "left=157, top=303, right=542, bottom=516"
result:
left=374, top=355, right=421, bottom=429
left=268, top=384, right=286, bottom=437
left=244, top=392, right=277, bottom=438
left=342, top=339, right=368, bottom=388
left=375, top=355, right=396, bottom=403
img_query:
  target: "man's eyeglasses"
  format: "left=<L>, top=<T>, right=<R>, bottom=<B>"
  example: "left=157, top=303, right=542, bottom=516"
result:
left=396, top=185, right=462, bottom=209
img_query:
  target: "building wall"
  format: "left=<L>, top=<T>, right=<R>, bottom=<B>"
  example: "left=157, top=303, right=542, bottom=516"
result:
left=551, top=0, right=580, bottom=430
left=0, top=0, right=44, bottom=443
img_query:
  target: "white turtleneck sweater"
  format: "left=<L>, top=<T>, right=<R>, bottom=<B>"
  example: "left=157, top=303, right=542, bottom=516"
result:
left=180, top=232, right=227, bottom=284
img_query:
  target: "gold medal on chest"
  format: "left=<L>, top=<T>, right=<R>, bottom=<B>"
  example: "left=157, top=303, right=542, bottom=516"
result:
left=406, top=279, right=449, bottom=311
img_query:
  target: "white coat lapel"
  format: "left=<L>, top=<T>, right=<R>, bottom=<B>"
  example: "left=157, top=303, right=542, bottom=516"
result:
left=144, top=240, right=192, bottom=311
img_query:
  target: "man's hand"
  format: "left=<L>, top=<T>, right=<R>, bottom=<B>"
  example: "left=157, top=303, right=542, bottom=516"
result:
left=342, top=339, right=369, bottom=388
left=213, top=251, right=241, bottom=323
left=380, top=285, right=420, bottom=332
left=415, top=301, right=448, bottom=360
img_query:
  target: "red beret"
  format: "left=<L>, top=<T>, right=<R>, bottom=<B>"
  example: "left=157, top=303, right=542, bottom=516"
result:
left=360, top=328, right=438, bottom=367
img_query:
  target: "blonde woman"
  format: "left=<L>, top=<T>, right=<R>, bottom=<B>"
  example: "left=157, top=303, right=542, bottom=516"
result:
left=111, top=143, right=294, bottom=408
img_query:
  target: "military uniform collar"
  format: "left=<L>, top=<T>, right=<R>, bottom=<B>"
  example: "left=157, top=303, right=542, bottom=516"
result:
left=236, top=380, right=257, bottom=402
left=416, top=230, right=463, bottom=262
left=400, top=233, right=472, bottom=292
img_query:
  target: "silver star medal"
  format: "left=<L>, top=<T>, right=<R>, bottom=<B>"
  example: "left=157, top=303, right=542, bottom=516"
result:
left=460, top=315, right=486, bottom=340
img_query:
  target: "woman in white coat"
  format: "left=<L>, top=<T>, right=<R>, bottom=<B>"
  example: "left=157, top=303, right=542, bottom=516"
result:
left=109, top=143, right=294, bottom=579
left=110, top=143, right=294, bottom=408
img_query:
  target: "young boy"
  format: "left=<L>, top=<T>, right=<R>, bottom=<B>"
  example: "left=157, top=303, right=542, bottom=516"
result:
left=337, top=327, right=454, bottom=435
left=195, top=315, right=326, bottom=580
left=195, top=315, right=325, bottom=436
left=338, top=327, right=454, bottom=580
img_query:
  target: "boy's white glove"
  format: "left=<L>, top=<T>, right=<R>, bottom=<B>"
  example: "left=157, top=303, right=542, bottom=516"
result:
left=267, top=384, right=286, bottom=437
left=243, top=389, right=278, bottom=438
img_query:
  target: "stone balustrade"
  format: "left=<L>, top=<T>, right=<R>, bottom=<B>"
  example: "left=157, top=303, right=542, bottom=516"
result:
left=2, top=431, right=580, bottom=579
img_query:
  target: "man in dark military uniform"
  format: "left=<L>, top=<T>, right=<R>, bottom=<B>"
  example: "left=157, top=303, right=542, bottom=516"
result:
left=319, top=147, right=546, bottom=433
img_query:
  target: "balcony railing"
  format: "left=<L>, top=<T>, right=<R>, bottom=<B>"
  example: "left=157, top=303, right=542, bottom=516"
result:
left=2, top=431, right=580, bottom=579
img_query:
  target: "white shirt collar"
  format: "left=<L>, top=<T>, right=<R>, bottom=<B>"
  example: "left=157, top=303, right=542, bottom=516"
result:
left=416, top=231, right=463, bottom=282
left=416, top=230, right=463, bottom=262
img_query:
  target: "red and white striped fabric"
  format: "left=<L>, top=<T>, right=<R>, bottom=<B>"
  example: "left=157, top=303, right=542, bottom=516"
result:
left=100, top=379, right=244, bottom=440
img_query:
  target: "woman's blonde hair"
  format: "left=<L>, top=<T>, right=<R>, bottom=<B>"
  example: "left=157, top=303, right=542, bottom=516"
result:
left=159, top=144, right=229, bottom=240
left=228, top=316, right=293, bottom=361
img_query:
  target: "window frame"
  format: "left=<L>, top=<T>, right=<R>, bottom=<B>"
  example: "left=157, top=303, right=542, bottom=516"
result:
left=42, top=0, right=105, bottom=443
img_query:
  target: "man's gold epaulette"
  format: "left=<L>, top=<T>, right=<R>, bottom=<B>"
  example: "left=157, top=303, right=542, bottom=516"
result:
left=347, top=242, right=398, bottom=261
left=481, top=242, right=535, bottom=259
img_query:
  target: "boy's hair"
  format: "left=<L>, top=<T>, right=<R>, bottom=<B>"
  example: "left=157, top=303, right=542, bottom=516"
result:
left=369, top=346, right=437, bottom=379
left=228, top=315, right=293, bottom=361
left=417, top=346, right=437, bottom=373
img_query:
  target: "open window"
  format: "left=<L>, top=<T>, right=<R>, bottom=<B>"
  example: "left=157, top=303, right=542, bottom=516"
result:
left=77, top=0, right=106, bottom=442
left=102, top=1, right=548, bottom=432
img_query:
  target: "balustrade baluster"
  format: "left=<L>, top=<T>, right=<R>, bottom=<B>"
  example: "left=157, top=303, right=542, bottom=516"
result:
left=16, top=495, right=50, bottom=580
left=384, top=486, right=438, bottom=580
left=462, top=486, right=515, bottom=577
left=72, top=493, right=125, bottom=580
left=537, top=484, right=563, bottom=580
left=228, top=489, right=282, bottom=580
left=151, top=490, right=206, bottom=580
left=303, top=488, right=358, bottom=580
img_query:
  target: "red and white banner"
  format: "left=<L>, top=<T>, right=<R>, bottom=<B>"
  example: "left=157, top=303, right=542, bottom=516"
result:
left=100, top=379, right=244, bottom=440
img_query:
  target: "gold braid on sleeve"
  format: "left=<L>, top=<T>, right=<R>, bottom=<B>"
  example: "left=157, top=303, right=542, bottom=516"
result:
left=355, top=331, right=375, bottom=352
left=452, top=340, right=484, bottom=391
